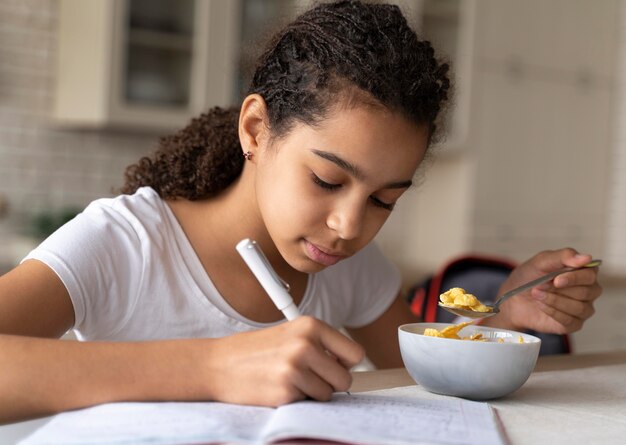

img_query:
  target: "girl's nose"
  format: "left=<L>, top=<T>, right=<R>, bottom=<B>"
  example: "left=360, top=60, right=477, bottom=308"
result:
left=326, top=200, right=365, bottom=240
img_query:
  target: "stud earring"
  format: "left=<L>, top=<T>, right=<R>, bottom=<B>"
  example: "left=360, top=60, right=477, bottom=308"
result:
left=243, top=151, right=253, bottom=161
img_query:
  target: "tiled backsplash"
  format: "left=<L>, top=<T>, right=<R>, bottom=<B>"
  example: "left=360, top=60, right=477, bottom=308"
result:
left=0, top=0, right=160, bottom=243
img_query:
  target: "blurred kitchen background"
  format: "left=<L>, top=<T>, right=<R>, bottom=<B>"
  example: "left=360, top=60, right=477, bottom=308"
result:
left=0, top=0, right=624, bottom=352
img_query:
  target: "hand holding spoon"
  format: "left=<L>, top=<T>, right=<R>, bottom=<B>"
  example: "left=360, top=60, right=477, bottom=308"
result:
left=438, top=259, right=602, bottom=319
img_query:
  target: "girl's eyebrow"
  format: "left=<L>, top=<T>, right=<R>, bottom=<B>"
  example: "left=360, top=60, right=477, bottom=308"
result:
left=311, top=148, right=363, bottom=179
left=310, top=148, right=413, bottom=189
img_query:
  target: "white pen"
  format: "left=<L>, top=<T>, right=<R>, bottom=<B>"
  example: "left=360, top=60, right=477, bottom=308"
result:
left=236, top=238, right=301, bottom=321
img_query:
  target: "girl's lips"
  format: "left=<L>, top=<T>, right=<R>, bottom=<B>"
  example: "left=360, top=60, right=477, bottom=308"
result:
left=304, top=240, right=346, bottom=266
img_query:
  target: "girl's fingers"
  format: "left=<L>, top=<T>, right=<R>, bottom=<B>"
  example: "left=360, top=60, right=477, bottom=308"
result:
left=294, top=317, right=365, bottom=369
left=532, top=249, right=591, bottom=273
left=552, top=267, right=600, bottom=289
left=535, top=300, right=586, bottom=331
left=505, top=249, right=602, bottom=334
left=309, top=350, right=354, bottom=393
left=532, top=283, right=602, bottom=303
left=533, top=290, right=596, bottom=321
left=280, top=317, right=361, bottom=398
left=293, top=367, right=342, bottom=402
left=281, top=333, right=353, bottom=395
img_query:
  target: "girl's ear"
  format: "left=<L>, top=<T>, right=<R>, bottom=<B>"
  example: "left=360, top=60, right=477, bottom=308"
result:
left=238, top=94, right=270, bottom=161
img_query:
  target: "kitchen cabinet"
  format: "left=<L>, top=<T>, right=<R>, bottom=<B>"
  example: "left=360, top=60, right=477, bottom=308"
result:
left=52, top=0, right=473, bottom=136
left=52, top=0, right=240, bottom=131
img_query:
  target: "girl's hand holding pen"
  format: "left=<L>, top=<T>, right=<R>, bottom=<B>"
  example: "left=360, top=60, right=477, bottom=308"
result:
left=227, top=239, right=363, bottom=405
left=205, top=316, right=364, bottom=407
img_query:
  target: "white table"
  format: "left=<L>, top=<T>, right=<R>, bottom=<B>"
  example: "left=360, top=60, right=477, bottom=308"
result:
left=351, top=350, right=626, bottom=445
left=3, top=350, right=626, bottom=444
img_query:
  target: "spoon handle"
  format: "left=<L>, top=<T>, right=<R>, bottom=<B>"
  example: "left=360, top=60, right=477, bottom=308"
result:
left=493, top=259, right=602, bottom=310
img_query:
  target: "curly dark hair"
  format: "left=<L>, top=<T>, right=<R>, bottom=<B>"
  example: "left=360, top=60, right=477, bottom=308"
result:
left=121, top=0, right=451, bottom=199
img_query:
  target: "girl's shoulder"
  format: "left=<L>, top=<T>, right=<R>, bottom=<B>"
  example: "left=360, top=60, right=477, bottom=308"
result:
left=86, top=186, right=162, bottom=214
left=81, top=187, right=169, bottom=229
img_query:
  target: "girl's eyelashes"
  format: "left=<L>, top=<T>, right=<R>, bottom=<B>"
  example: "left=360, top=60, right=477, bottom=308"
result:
left=311, top=173, right=341, bottom=190
left=311, top=173, right=395, bottom=211
left=370, top=196, right=395, bottom=211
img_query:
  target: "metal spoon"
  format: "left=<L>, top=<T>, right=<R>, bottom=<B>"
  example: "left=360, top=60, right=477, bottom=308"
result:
left=438, top=259, right=602, bottom=319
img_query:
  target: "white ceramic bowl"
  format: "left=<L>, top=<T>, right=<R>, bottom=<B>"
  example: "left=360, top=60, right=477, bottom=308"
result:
left=398, top=322, right=541, bottom=400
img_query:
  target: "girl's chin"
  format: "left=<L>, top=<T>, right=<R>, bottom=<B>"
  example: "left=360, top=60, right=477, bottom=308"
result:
left=278, top=239, right=339, bottom=273
left=282, top=246, right=329, bottom=273
left=287, top=256, right=327, bottom=274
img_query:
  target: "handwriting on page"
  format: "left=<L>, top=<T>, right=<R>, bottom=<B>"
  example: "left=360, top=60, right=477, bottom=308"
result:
left=266, top=393, right=505, bottom=445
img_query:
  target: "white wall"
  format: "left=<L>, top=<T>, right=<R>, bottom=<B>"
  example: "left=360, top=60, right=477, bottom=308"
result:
left=606, top=0, right=626, bottom=276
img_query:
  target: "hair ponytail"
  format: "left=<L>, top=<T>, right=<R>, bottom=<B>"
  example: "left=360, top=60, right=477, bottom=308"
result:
left=121, top=107, right=242, bottom=199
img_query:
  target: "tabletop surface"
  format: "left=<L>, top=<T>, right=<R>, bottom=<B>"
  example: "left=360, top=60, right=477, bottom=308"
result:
left=3, top=349, right=626, bottom=445
left=351, top=349, right=626, bottom=445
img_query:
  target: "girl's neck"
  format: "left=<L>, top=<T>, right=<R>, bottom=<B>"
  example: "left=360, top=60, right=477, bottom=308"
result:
left=203, top=165, right=281, bottom=261
left=164, top=167, right=307, bottom=323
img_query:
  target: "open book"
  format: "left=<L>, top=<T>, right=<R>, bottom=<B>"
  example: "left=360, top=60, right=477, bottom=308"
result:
left=20, top=386, right=507, bottom=445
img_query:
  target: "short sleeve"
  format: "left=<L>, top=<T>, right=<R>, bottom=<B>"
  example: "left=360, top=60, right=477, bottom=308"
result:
left=341, top=242, right=402, bottom=328
left=22, top=200, right=144, bottom=339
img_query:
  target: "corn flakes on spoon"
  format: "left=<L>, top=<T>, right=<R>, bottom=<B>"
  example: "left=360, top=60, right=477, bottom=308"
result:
left=438, top=259, right=602, bottom=319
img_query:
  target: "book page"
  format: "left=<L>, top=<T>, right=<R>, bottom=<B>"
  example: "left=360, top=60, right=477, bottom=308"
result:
left=264, top=391, right=506, bottom=445
left=20, top=387, right=506, bottom=445
left=19, top=401, right=273, bottom=445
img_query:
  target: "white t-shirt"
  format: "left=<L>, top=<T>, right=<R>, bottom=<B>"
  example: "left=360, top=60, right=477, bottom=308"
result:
left=23, top=187, right=401, bottom=341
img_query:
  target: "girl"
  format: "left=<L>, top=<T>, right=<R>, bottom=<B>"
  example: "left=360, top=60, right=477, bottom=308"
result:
left=0, top=0, right=601, bottom=423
